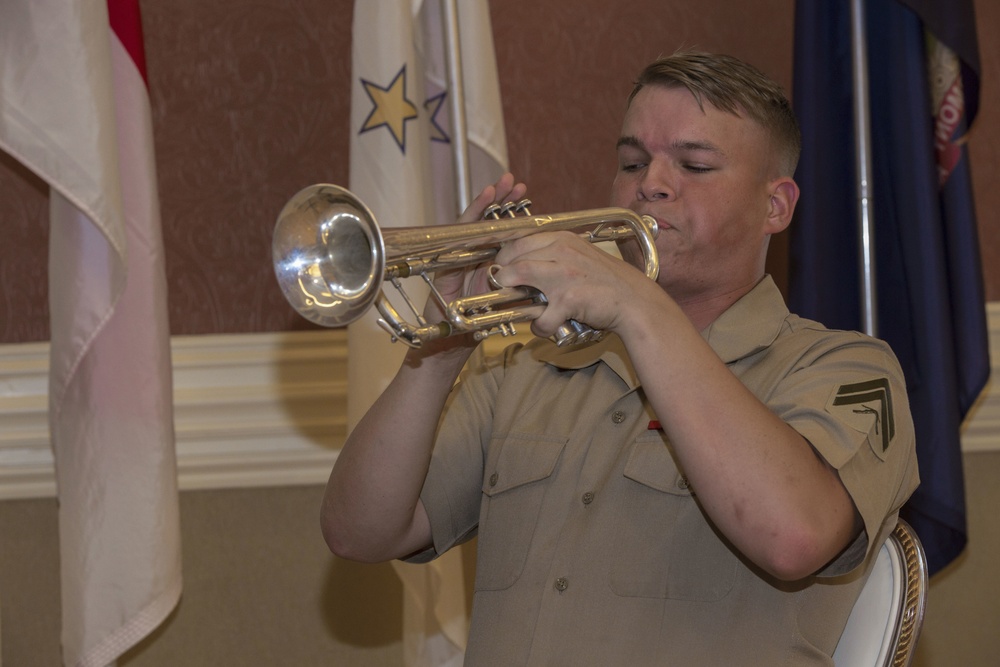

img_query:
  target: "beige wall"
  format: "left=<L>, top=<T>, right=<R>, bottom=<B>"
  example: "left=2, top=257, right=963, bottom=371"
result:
left=0, top=487, right=406, bottom=666
left=912, top=452, right=1000, bottom=666
left=0, top=453, right=997, bottom=666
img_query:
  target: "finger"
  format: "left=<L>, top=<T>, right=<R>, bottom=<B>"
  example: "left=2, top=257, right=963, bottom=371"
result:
left=487, top=263, right=505, bottom=289
left=459, top=185, right=499, bottom=223
left=493, top=229, right=571, bottom=267
left=459, top=173, right=514, bottom=222
left=493, top=235, right=614, bottom=316
left=460, top=173, right=528, bottom=223
left=494, top=175, right=527, bottom=206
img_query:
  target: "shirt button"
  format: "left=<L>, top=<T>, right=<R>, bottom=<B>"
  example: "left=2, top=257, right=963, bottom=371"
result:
left=582, top=491, right=595, bottom=505
left=611, top=410, right=626, bottom=424
left=678, top=475, right=691, bottom=491
left=554, top=577, right=569, bottom=592
left=489, top=472, right=498, bottom=487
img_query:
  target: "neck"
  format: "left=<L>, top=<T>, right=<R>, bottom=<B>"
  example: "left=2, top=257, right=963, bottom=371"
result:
left=675, top=276, right=764, bottom=331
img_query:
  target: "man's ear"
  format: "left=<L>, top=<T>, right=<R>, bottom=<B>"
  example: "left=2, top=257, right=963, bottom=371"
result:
left=765, top=177, right=800, bottom=234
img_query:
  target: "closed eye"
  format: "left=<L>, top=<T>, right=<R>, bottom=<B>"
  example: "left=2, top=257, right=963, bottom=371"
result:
left=616, top=135, right=649, bottom=174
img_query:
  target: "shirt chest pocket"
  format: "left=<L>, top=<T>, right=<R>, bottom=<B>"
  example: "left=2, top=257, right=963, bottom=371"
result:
left=475, top=434, right=566, bottom=591
left=609, top=435, right=738, bottom=601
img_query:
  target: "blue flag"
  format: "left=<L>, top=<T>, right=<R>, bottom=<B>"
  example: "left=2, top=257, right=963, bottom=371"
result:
left=790, top=0, right=988, bottom=574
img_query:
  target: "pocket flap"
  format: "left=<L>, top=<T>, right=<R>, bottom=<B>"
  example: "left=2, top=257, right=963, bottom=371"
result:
left=483, top=434, right=566, bottom=496
left=623, top=435, right=692, bottom=496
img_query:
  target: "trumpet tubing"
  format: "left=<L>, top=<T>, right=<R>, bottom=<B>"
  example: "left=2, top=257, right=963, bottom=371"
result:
left=272, top=183, right=659, bottom=347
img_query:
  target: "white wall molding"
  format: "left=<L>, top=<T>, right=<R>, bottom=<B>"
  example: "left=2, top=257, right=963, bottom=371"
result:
left=0, top=330, right=347, bottom=499
left=958, top=302, right=1000, bottom=452
left=3, top=307, right=1000, bottom=500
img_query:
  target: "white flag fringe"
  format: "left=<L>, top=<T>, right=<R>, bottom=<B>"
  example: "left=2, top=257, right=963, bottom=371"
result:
left=348, top=1, right=508, bottom=664
left=0, top=1, right=182, bottom=665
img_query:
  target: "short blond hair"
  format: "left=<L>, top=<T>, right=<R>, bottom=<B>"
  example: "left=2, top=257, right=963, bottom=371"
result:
left=629, top=51, right=801, bottom=176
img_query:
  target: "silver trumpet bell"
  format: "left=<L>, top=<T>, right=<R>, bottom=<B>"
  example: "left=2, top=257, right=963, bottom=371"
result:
left=272, top=183, right=659, bottom=348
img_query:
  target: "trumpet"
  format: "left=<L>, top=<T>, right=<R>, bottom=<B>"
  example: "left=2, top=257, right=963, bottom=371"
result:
left=272, top=183, right=659, bottom=348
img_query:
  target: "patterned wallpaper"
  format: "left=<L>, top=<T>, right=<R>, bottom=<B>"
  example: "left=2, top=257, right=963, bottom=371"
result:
left=0, top=153, right=49, bottom=343
left=2, top=0, right=997, bottom=343
left=142, top=0, right=352, bottom=335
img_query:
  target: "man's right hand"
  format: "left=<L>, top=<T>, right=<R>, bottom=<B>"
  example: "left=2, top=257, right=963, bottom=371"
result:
left=411, top=173, right=529, bottom=357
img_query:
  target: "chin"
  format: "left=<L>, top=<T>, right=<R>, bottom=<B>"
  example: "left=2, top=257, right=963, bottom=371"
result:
left=614, top=239, right=642, bottom=266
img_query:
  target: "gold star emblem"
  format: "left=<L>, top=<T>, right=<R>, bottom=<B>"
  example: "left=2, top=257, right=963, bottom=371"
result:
left=359, top=66, right=419, bottom=152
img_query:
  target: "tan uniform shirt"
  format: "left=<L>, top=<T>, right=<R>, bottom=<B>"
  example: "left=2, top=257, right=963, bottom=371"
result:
left=410, top=276, right=919, bottom=666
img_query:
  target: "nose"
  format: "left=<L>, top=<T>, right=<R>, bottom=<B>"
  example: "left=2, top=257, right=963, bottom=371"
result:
left=637, top=163, right=673, bottom=201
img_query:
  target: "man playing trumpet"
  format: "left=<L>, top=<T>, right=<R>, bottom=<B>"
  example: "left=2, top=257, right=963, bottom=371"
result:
left=320, top=51, right=918, bottom=665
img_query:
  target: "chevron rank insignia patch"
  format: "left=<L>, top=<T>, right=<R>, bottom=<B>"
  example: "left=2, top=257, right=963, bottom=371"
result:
left=831, top=378, right=895, bottom=457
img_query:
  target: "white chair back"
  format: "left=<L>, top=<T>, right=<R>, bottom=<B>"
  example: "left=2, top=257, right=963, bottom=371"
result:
left=833, top=520, right=928, bottom=667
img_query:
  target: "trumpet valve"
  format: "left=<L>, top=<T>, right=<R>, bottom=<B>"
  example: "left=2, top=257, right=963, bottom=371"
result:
left=483, top=198, right=532, bottom=220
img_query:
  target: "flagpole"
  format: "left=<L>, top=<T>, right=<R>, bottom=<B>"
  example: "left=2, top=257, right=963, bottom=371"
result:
left=442, top=0, right=472, bottom=210
left=850, top=0, right=878, bottom=337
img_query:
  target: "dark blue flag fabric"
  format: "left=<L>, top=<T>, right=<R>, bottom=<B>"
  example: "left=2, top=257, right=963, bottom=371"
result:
left=790, top=0, right=989, bottom=575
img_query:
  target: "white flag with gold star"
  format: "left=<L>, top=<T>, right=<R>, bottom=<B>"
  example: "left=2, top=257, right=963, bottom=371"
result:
left=348, top=1, right=508, bottom=665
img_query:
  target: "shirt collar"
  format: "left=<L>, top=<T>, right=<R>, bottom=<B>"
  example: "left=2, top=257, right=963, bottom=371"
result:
left=535, top=333, right=639, bottom=387
left=700, top=275, right=789, bottom=363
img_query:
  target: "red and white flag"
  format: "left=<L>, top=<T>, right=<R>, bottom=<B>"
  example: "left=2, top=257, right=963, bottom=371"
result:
left=0, top=1, right=182, bottom=665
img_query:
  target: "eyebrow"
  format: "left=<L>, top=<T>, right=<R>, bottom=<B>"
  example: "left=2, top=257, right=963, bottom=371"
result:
left=616, top=135, right=644, bottom=151
left=616, top=135, right=726, bottom=157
